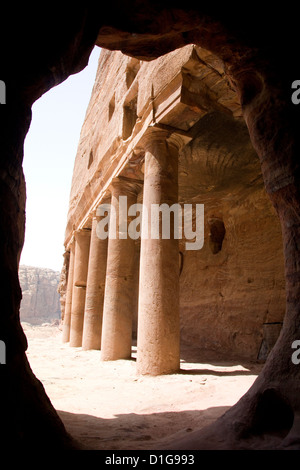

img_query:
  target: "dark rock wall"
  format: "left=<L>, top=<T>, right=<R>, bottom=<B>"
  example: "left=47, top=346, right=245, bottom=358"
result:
left=1, top=2, right=300, bottom=450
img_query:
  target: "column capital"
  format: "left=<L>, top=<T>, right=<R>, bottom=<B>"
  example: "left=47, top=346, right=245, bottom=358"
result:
left=75, top=227, right=91, bottom=237
left=141, top=124, right=192, bottom=153
left=167, top=131, right=191, bottom=151
left=65, top=236, right=76, bottom=254
left=109, top=176, right=142, bottom=198
left=92, top=195, right=111, bottom=221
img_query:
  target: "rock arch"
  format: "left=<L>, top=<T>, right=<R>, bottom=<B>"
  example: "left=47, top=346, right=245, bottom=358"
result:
left=1, top=4, right=300, bottom=449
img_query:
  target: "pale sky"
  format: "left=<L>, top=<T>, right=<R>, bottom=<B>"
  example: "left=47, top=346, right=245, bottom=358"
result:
left=20, top=46, right=101, bottom=272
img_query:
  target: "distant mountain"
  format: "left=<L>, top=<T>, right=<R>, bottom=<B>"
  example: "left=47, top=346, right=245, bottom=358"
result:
left=19, top=265, right=61, bottom=324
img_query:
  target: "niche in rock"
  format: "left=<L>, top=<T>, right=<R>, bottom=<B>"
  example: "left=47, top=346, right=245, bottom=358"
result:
left=122, top=95, right=138, bottom=141
left=208, top=218, right=226, bottom=254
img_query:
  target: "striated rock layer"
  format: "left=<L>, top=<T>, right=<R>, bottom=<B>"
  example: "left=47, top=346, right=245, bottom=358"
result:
left=19, top=265, right=61, bottom=325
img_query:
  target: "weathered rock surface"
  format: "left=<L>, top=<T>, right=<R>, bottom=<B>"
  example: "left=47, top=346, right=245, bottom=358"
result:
left=1, top=3, right=300, bottom=451
left=65, top=47, right=286, bottom=362
left=19, top=265, right=61, bottom=324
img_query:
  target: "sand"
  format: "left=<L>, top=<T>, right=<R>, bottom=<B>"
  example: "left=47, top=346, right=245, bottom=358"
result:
left=22, top=322, right=262, bottom=450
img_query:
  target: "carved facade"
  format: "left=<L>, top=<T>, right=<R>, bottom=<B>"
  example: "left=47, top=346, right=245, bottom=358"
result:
left=61, top=45, right=285, bottom=373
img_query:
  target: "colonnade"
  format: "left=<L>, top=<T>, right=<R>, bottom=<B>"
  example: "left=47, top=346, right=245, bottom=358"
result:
left=63, top=132, right=185, bottom=375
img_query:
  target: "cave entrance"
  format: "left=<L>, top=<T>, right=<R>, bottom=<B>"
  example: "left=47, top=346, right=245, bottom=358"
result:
left=20, top=43, right=286, bottom=450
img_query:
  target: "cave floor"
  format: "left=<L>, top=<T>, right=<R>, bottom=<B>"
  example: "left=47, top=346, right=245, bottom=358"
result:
left=22, top=322, right=262, bottom=450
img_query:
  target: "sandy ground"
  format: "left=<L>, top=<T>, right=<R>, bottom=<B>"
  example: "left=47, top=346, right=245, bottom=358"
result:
left=22, top=322, right=262, bottom=450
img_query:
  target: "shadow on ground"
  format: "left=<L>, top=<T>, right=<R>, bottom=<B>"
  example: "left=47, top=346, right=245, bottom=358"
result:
left=58, top=406, right=230, bottom=450
left=180, top=342, right=262, bottom=373
left=179, top=367, right=259, bottom=377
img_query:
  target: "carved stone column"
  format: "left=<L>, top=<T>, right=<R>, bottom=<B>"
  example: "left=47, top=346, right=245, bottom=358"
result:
left=69, top=228, right=91, bottom=347
left=62, top=241, right=75, bottom=343
left=101, top=178, right=140, bottom=361
left=82, top=212, right=108, bottom=350
left=137, top=131, right=185, bottom=375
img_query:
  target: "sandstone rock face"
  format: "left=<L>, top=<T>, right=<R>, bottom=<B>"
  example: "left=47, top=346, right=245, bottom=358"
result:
left=179, top=185, right=285, bottom=361
left=19, top=265, right=61, bottom=324
left=1, top=4, right=300, bottom=450
left=178, top=111, right=286, bottom=361
left=64, top=47, right=285, bottom=362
